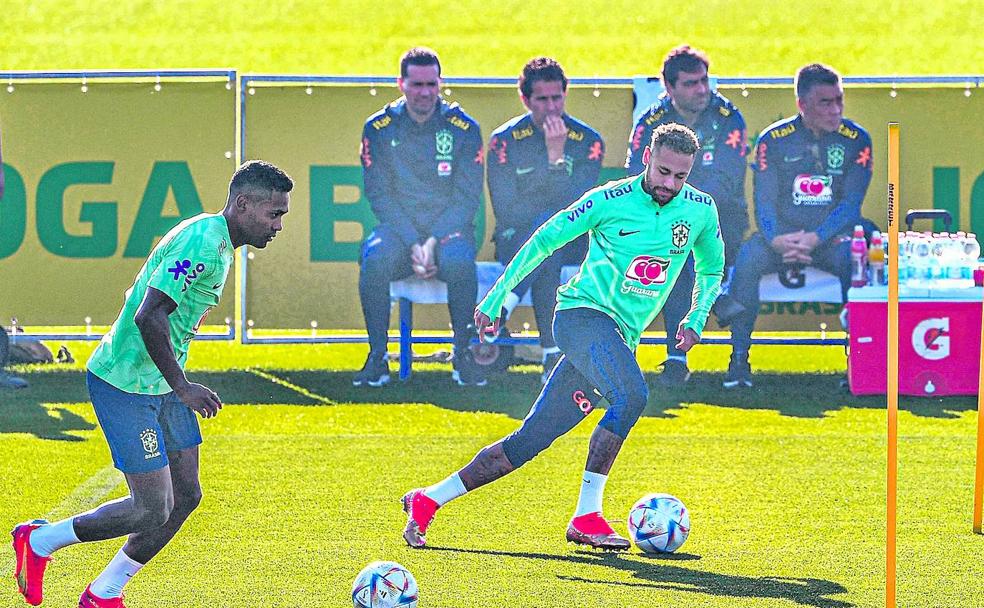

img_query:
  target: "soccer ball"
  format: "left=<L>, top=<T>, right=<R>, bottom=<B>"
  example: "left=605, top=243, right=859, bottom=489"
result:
left=627, top=493, right=691, bottom=554
left=352, top=561, right=418, bottom=608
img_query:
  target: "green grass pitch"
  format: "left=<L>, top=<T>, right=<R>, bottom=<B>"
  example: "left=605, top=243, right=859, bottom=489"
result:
left=2, top=2, right=983, bottom=606
left=3, top=341, right=983, bottom=607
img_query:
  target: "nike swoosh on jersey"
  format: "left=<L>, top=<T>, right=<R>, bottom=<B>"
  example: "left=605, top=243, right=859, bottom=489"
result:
left=783, top=155, right=803, bottom=162
left=391, top=139, right=400, bottom=147
left=515, top=166, right=535, bottom=175
left=618, top=229, right=640, bottom=236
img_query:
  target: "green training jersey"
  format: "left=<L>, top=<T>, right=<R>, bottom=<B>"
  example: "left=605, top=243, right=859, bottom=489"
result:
left=479, top=173, right=724, bottom=350
left=87, top=213, right=235, bottom=394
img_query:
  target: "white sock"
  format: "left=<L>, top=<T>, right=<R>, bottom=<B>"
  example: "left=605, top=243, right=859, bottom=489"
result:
left=666, top=355, right=687, bottom=363
left=541, top=346, right=560, bottom=362
left=424, top=473, right=468, bottom=507
left=574, top=471, right=608, bottom=517
left=502, top=292, right=521, bottom=319
left=89, top=548, right=144, bottom=599
left=29, top=517, right=80, bottom=557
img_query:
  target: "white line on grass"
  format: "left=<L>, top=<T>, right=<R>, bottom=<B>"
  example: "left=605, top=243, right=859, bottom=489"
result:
left=247, top=368, right=335, bottom=404
left=2, top=464, right=123, bottom=573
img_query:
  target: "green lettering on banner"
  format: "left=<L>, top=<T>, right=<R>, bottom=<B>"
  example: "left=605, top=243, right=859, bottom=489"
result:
left=309, top=165, right=488, bottom=262
left=310, top=165, right=375, bottom=262
left=798, top=302, right=822, bottom=315
left=932, top=167, right=960, bottom=230
left=933, top=168, right=984, bottom=234
left=0, top=164, right=26, bottom=259
left=124, top=162, right=204, bottom=257
left=36, top=162, right=116, bottom=258
left=970, top=171, right=984, bottom=236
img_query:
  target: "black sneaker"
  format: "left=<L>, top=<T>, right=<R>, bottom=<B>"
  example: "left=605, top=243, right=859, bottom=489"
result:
left=722, top=352, right=752, bottom=388
left=656, top=359, right=691, bottom=387
left=541, top=351, right=562, bottom=384
left=452, top=349, right=488, bottom=387
left=353, top=352, right=390, bottom=387
left=712, top=293, right=746, bottom=328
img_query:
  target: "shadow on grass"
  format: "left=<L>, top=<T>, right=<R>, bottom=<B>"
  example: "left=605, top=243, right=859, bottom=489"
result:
left=423, top=545, right=851, bottom=608
left=3, top=367, right=975, bottom=441
left=277, top=368, right=977, bottom=420
left=0, top=369, right=319, bottom=439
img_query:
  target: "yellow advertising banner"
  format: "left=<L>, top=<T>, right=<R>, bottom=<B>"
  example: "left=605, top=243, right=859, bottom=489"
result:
left=3, top=77, right=981, bottom=334
left=243, top=80, right=984, bottom=332
left=0, top=79, right=238, bottom=327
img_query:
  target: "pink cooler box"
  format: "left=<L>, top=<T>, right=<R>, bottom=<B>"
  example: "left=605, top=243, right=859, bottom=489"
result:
left=847, top=286, right=983, bottom=396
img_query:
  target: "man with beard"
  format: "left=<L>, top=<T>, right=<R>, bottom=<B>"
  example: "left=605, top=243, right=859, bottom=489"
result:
left=400, top=123, right=723, bottom=550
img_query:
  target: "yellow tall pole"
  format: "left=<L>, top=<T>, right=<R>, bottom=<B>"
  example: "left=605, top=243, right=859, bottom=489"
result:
left=886, top=123, right=900, bottom=608
left=974, top=255, right=984, bottom=533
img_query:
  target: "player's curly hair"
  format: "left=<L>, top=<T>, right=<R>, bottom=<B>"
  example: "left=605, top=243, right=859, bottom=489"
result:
left=795, top=63, right=840, bottom=98
left=229, top=160, right=294, bottom=198
left=519, top=57, right=568, bottom=99
left=662, top=45, right=710, bottom=88
left=400, top=47, right=442, bottom=78
left=649, top=123, right=700, bottom=156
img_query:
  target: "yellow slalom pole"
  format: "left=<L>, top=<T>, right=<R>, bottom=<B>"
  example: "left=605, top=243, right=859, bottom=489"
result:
left=974, top=259, right=984, bottom=533
left=886, top=123, right=900, bottom=608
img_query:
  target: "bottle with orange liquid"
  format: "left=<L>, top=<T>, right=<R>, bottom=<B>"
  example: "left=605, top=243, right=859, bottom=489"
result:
left=868, top=230, right=885, bottom=286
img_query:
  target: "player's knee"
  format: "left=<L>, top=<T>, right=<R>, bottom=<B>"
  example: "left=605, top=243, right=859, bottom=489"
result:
left=502, top=428, right=554, bottom=468
left=131, top=502, right=172, bottom=531
left=173, top=487, right=203, bottom=518
left=600, top=381, right=648, bottom=439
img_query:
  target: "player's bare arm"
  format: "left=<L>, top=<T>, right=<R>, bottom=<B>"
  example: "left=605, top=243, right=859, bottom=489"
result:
left=134, top=287, right=222, bottom=418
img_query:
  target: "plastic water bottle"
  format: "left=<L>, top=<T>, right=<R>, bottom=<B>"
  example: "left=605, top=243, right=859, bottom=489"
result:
left=928, top=233, right=947, bottom=288
left=961, top=233, right=981, bottom=288
left=910, top=234, right=931, bottom=288
left=850, top=225, right=867, bottom=288
left=896, top=232, right=908, bottom=285
left=868, top=231, right=886, bottom=285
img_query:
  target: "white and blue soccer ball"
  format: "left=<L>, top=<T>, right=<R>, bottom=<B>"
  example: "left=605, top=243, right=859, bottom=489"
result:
left=627, top=493, right=691, bottom=554
left=352, top=561, right=418, bottom=608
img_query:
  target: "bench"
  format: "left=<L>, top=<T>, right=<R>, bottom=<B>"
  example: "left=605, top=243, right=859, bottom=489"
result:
left=389, top=262, right=843, bottom=380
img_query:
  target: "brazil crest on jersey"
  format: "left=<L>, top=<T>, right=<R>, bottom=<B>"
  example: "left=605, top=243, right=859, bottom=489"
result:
left=87, top=214, right=235, bottom=395
left=478, top=173, right=725, bottom=350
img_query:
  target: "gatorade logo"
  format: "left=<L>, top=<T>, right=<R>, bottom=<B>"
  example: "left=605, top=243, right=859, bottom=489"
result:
left=912, top=317, right=950, bottom=360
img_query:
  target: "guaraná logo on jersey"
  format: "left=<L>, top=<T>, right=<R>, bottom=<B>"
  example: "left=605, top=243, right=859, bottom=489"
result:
left=912, top=317, right=950, bottom=360
left=622, top=256, right=671, bottom=297
left=792, top=174, right=833, bottom=206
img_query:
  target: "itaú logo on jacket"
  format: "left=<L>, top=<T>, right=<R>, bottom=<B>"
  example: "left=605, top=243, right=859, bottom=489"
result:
left=912, top=317, right=950, bottom=360
left=622, top=256, right=670, bottom=296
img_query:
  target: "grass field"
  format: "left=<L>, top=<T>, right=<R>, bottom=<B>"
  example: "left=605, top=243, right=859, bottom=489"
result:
left=3, top=341, right=983, bottom=607
left=3, top=3, right=984, bottom=607
left=1, top=1, right=981, bottom=76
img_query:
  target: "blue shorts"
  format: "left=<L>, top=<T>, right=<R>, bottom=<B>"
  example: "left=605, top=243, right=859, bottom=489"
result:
left=86, top=371, right=202, bottom=474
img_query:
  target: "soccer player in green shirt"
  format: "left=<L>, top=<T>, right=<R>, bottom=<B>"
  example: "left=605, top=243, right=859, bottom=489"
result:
left=11, top=161, right=292, bottom=607
left=401, top=123, right=724, bottom=550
